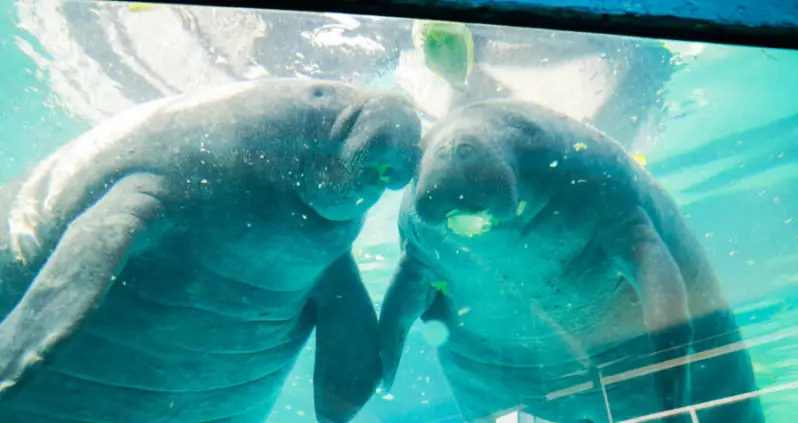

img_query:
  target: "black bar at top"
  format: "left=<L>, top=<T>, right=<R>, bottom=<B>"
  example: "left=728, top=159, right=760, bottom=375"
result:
left=106, top=0, right=798, bottom=51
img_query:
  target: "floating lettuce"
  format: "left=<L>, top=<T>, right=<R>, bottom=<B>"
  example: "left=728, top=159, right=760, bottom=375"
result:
left=430, top=280, right=449, bottom=296
left=446, top=209, right=498, bottom=237
left=412, top=20, right=474, bottom=91
left=632, top=152, right=648, bottom=168
left=128, top=3, right=163, bottom=12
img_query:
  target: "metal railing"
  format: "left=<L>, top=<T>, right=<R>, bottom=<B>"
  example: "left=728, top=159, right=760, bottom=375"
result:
left=493, top=325, right=798, bottom=423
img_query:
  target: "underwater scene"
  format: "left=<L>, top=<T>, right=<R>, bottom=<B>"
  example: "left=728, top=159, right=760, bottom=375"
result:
left=0, top=1, right=797, bottom=422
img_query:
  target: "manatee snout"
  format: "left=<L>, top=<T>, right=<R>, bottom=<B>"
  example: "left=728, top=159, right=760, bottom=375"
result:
left=415, top=136, right=518, bottom=227
left=305, top=91, right=422, bottom=221
left=341, top=95, right=422, bottom=191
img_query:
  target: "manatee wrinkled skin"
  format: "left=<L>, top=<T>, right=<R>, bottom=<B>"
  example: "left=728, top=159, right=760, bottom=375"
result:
left=379, top=100, right=764, bottom=423
left=0, top=77, right=422, bottom=423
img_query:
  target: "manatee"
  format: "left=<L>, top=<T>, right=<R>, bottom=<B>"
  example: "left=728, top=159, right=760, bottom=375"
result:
left=378, top=100, right=765, bottom=423
left=0, top=77, right=421, bottom=423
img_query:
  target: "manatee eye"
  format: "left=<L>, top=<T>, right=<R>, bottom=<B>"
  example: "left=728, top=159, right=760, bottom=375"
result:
left=312, top=86, right=332, bottom=99
left=456, top=143, right=474, bottom=158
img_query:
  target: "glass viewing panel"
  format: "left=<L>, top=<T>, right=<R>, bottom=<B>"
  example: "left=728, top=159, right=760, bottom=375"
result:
left=0, top=2, right=796, bottom=423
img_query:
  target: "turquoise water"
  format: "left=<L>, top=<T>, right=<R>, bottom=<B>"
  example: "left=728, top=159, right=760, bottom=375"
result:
left=0, top=1, right=796, bottom=422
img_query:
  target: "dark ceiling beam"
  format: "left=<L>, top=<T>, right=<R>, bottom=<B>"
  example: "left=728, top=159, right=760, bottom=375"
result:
left=109, top=0, right=798, bottom=50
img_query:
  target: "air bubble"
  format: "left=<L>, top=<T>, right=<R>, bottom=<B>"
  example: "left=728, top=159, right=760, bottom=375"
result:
left=421, top=321, right=450, bottom=347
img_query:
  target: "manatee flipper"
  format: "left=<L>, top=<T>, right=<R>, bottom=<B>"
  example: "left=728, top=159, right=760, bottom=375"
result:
left=378, top=252, right=439, bottom=391
left=0, top=173, right=166, bottom=400
left=607, top=206, right=693, bottom=419
left=311, top=253, right=381, bottom=423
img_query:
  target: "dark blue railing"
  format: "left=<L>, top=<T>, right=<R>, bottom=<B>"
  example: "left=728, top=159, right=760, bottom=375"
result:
left=109, top=0, right=798, bottom=49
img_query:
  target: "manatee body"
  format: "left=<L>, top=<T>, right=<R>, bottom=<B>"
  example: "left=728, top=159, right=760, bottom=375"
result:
left=0, top=78, right=421, bottom=423
left=379, top=100, right=764, bottom=423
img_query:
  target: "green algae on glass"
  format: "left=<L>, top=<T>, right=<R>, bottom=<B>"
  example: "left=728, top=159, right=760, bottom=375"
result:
left=412, top=20, right=474, bottom=91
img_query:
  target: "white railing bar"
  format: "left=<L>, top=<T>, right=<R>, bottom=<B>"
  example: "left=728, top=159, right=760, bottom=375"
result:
left=616, top=380, right=798, bottom=423
left=599, top=371, right=615, bottom=423
left=547, top=325, right=798, bottom=401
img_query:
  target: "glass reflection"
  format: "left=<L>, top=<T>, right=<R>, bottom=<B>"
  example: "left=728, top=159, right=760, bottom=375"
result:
left=0, top=2, right=796, bottom=423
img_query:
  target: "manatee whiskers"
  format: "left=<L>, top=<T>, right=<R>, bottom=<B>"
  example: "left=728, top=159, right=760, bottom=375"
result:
left=304, top=156, right=358, bottom=193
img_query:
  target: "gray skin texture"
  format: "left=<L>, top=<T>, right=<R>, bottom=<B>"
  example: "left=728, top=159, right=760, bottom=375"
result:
left=379, top=100, right=765, bottom=423
left=0, top=77, right=421, bottom=423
